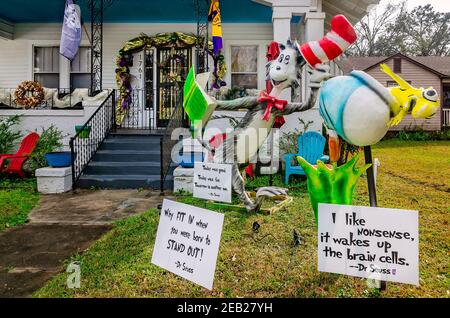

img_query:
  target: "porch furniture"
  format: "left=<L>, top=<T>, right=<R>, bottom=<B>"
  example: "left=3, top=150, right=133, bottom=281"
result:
left=284, top=131, right=329, bottom=184
left=0, top=132, right=40, bottom=178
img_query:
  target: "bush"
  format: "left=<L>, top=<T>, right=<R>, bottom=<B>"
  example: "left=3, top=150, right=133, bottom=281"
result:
left=279, top=118, right=313, bottom=155
left=25, top=125, right=65, bottom=174
left=395, top=128, right=450, bottom=141
left=0, top=115, right=22, bottom=154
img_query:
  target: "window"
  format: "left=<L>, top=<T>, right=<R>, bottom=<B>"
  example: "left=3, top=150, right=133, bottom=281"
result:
left=393, top=58, right=402, bottom=73
left=71, top=47, right=91, bottom=89
left=34, top=46, right=60, bottom=88
left=387, top=80, right=411, bottom=87
left=231, top=45, right=258, bottom=89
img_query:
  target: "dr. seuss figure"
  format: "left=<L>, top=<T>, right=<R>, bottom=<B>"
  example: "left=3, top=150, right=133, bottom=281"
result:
left=184, top=15, right=358, bottom=212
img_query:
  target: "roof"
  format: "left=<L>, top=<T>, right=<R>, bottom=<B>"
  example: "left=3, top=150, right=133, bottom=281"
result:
left=322, top=0, right=381, bottom=30
left=336, top=53, right=450, bottom=78
left=0, top=0, right=272, bottom=23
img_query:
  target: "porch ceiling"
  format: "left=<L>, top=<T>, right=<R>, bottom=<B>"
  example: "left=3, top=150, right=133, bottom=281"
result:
left=322, top=0, right=381, bottom=30
left=0, top=0, right=272, bottom=24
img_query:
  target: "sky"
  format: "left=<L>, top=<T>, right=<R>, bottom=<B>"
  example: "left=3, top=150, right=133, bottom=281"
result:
left=377, top=0, right=450, bottom=12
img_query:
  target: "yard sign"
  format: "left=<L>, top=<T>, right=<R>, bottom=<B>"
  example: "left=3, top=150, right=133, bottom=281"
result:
left=151, top=199, right=224, bottom=290
left=318, top=203, right=419, bottom=285
left=193, top=162, right=232, bottom=203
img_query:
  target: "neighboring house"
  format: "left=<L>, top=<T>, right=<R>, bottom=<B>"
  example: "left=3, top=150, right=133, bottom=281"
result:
left=0, top=0, right=379, bottom=189
left=337, top=53, right=450, bottom=131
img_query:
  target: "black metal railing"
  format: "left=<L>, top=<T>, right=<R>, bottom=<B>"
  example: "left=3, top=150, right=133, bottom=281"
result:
left=159, top=91, right=188, bottom=193
left=70, top=89, right=116, bottom=188
left=116, top=89, right=165, bottom=131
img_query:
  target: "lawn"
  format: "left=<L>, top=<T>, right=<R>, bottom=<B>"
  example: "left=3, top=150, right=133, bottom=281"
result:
left=35, top=140, right=449, bottom=298
left=0, top=178, right=39, bottom=232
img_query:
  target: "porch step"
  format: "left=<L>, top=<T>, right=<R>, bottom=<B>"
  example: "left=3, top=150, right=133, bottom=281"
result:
left=85, top=161, right=160, bottom=175
left=75, top=132, right=174, bottom=190
left=76, top=174, right=173, bottom=189
left=93, top=150, right=160, bottom=162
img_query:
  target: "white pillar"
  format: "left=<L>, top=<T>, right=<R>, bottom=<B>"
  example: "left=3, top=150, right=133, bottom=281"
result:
left=272, top=7, right=292, bottom=42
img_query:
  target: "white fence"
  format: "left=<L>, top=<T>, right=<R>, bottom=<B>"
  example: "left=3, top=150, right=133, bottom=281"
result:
left=443, top=109, right=450, bottom=127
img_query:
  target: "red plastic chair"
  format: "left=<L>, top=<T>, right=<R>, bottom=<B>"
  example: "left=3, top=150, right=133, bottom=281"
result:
left=0, top=132, right=40, bottom=178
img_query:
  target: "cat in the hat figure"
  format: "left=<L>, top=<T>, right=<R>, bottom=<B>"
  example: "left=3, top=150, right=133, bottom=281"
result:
left=191, top=15, right=357, bottom=213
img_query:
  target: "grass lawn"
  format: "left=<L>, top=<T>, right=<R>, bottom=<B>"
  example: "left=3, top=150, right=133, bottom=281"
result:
left=35, top=140, right=449, bottom=298
left=0, top=178, right=39, bottom=232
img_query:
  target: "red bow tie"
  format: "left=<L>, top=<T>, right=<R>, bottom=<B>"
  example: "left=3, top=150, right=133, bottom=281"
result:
left=257, top=91, right=288, bottom=121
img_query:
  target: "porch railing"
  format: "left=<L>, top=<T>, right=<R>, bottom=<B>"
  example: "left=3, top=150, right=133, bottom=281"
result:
left=70, top=89, right=116, bottom=188
left=159, top=91, right=188, bottom=193
left=443, top=109, right=450, bottom=127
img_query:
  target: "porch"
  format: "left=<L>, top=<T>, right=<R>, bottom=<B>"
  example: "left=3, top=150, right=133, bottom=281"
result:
left=0, top=0, right=379, bottom=191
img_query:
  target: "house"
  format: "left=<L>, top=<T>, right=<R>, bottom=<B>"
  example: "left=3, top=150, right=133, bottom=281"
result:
left=0, top=0, right=379, bottom=189
left=337, top=53, right=450, bottom=131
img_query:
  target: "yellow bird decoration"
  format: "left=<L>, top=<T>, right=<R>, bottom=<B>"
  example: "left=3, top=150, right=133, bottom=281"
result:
left=380, top=63, right=440, bottom=126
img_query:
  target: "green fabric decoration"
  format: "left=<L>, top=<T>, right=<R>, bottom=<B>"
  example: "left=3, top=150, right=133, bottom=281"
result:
left=297, top=153, right=371, bottom=224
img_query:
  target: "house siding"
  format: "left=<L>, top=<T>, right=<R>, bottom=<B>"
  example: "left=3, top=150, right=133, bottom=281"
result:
left=0, top=23, right=273, bottom=90
left=365, top=58, right=442, bottom=131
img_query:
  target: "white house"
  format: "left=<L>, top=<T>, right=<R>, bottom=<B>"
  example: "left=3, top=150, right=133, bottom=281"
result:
left=0, top=0, right=379, bottom=189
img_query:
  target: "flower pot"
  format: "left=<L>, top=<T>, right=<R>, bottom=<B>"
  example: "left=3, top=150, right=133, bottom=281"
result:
left=75, top=125, right=91, bottom=139
left=178, top=152, right=204, bottom=168
left=45, top=151, right=75, bottom=168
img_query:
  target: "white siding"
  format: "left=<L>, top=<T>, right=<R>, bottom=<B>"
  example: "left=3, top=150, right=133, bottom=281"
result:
left=0, top=23, right=273, bottom=90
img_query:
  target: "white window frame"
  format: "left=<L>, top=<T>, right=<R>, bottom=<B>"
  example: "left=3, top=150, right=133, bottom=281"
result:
left=28, top=40, right=90, bottom=89
left=224, top=40, right=267, bottom=90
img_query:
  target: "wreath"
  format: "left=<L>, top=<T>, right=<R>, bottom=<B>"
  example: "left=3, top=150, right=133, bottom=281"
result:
left=14, top=81, right=45, bottom=109
left=159, top=52, right=187, bottom=84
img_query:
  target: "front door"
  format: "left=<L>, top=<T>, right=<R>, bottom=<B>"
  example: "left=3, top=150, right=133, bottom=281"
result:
left=156, top=47, right=192, bottom=127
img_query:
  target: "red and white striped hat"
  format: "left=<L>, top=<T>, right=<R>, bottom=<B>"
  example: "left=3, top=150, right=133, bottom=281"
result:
left=298, top=15, right=357, bottom=68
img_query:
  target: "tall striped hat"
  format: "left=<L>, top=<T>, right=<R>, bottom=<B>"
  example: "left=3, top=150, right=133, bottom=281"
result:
left=298, top=15, right=357, bottom=68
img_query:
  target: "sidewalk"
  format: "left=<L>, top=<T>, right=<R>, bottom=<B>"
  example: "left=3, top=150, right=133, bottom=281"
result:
left=0, top=189, right=171, bottom=297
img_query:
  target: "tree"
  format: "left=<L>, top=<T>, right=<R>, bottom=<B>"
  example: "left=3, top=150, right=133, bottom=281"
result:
left=347, top=2, right=450, bottom=56
left=347, top=1, right=406, bottom=56
left=401, top=5, right=450, bottom=56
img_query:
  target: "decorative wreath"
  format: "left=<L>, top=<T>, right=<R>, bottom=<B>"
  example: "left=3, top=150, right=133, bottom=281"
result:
left=160, top=52, right=190, bottom=84
left=14, top=81, right=45, bottom=109
left=115, top=32, right=227, bottom=120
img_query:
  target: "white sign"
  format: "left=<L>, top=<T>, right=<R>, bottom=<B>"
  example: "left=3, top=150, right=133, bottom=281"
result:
left=151, top=199, right=224, bottom=290
left=193, top=162, right=232, bottom=203
left=318, top=203, right=419, bottom=285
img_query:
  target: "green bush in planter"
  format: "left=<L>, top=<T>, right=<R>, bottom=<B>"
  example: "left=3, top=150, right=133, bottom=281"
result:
left=75, top=125, right=91, bottom=138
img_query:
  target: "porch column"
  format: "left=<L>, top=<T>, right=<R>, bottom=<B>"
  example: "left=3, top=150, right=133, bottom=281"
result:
left=302, top=11, right=325, bottom=100
left=272, top=7, right=292, bottom=42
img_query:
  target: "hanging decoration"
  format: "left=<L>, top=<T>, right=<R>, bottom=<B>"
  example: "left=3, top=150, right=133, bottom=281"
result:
left=14, top=81, right=45, bottom=109
left=115, top=32, right=227, bottom=118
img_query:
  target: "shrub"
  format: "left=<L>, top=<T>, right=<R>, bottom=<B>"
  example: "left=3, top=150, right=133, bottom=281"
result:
left=0, top=115, right=22, bottom=154
left=279, top=118, right=313, bottom=155
left=25, top=125, right=65, bottom=174
left=395, top=128, right=450, bottom=141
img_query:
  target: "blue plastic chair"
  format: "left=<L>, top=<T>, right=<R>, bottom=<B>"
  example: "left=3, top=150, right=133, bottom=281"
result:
left=284, top=131, right=329, bottom=184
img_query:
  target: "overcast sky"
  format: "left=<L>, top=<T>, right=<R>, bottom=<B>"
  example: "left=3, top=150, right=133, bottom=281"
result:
left=377, top=0, right=450, bottom=12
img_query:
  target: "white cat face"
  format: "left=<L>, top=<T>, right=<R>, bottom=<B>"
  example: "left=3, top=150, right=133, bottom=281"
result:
left=267, top=42, right=301, bottom=91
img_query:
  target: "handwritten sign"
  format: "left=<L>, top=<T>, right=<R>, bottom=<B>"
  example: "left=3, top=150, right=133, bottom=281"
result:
left=193, top=162, right=232, bottom=203
left=318, top=203, right=419, bottom=285
left=151, top=199, right=224, bottom=290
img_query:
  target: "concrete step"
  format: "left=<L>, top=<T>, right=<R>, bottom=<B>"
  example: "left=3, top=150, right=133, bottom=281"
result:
left=92, top=150, right=161, bottom=162
left=76, top=174, right=173, bottom=189
left=84, top=161, right=161, bottom=175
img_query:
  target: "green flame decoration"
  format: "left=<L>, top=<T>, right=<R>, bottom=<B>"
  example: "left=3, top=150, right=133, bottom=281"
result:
left=297, top=154, right=371, bottom=224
